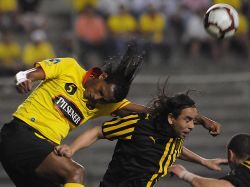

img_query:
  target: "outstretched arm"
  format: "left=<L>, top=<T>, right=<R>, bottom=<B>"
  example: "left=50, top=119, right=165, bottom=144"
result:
left=15, top=67, right=45, bottom=93
left=116, top=105, right=221, bottom=136
left=180, top=147, right=228, bottom=171
left=113, top=103, right=147, bottom=116
left=55, top=125, right=103, bottom=158
left=169, top=164, right=234, bottom=187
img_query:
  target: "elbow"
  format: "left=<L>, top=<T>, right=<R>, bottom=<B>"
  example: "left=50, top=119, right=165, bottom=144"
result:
left=96, top=126, right=104, bottom=139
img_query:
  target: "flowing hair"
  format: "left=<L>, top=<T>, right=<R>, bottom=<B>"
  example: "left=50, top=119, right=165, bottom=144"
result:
left=147, top=80, right=196, bottom=125
left=102, top=42, right=144, bottom=102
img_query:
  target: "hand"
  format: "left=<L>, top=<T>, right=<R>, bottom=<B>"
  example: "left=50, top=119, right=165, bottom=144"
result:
left=16, top=79, right=32, bottom=94
left=208, top=121, right=221, bottom=136
left=202, top=158, right=228, bottom=171
left=54, top=144, right=73, bottom=158
left=197, top=116, right=222, bottom=136
left=169, top=164, right=187, bottom=178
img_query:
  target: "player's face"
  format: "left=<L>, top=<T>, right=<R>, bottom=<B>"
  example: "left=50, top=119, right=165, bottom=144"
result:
left=168, top=107, right=198, bottom=139
left=84, top=79, right=116, bottom=105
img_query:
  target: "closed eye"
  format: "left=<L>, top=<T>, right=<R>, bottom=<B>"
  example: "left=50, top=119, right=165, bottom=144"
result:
left=185, top=116, right=192, bottom=122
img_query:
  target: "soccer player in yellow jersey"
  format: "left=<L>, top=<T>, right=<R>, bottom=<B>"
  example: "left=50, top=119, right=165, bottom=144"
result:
left=55, top=86, right=227, bottom=186
left=170, top=133, right=250, bottom=187
left=0, top=42, right=221, bottom=187
left=0, top=44, right=145, bottom=187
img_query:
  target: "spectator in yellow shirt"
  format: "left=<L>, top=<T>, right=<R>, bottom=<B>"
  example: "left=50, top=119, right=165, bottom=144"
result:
left=0, top=0, right=18, bottom=29
left=23, top=29, right=55, bottom=68
left=107, top=5, right=137, bottom=54
left=0, top=30, right=21, bottom=76
left=213, top=0, right=241, bottom=10
left=139, top=4, right=171, bottom=63
left=72, top=0, right=97, bottom=13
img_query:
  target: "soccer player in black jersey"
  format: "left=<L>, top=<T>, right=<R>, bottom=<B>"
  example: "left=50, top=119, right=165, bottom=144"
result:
left=170, top=133, right=250, bottom=187
left=55, top=85, right=227, bottom=187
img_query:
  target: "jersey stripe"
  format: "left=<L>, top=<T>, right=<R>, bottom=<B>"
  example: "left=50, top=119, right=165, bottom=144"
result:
left=102, top=114, right=140, bottom=140
left=242, top=160, right=250, bottom=169
left=103, top=119, right=139, bottom=132
left=104, top=114, right=139, bottom=126
left=163, top=138, right=183, bottom=176
left=146, top=138, right=174, bottom=187
left=162, top=140, right=177, bottom=176
left=104, top=123, right=135, bottom=136
left=104, top=127, right=135, bottom=140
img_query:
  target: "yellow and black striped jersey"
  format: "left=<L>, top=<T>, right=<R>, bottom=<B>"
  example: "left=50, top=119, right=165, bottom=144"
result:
left=101, top=113, right=184, bottom=187
left=221, top=160, right=250, bottom=186
left=13, top=58, right=130, bottom=144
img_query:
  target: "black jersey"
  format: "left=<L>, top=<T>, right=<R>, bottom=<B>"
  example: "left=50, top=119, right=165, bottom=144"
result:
left=221, top=160, right=250, bottom=187
left=101, top=113, right=183, bottom=187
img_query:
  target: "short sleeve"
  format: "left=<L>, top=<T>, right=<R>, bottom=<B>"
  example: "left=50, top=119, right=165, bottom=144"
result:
left=35, top=58, right=77, bottom=80
left=102, top=114, right=140, bottom=141
left=96, top=99, right=131, bottom=116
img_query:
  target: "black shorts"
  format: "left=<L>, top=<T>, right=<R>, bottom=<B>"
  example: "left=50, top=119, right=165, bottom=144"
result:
left=0, top=118, right=59, bottom=187
left=99, top=168, right=151, bottom=187
left=99, top=178, right=149, bottom=187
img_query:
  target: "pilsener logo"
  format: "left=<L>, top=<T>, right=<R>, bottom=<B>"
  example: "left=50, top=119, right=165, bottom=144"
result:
left=53, top=95, right=83, bottom=127
left=65, top=83, right=77, bottom=95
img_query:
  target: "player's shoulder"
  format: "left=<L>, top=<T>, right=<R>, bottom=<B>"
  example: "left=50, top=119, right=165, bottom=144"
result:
left=45, top=57, right=82, bottom=67
left=56, top=57, right=79, bottom=64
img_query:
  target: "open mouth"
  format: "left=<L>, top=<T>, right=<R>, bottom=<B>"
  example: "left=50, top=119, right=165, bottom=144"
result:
left=182, top=131, right=190, bottom=137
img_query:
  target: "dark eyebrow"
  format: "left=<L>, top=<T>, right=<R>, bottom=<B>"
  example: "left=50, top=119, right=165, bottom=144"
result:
left=185, top=116, right=193, bottom=121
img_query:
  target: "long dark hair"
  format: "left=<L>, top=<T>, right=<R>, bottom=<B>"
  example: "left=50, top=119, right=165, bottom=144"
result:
left=148, top=81, right=196, bottom=125
left=102, top=42, right=144, bottom=102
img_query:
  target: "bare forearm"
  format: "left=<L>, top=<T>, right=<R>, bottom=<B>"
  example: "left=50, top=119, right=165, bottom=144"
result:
left=196, top=116, right=215, bottom=129
left=26, top=67, right=45, bottom=81
left=180, top=147, right=204, bottom=165
left=192, top=177, right=233, bottom=187
left=169, top=165, right=231, bottom=187
left=70, top=126, right=103, bottom=154
left=195, top=115, right=221, bottom=136
left=121, top=103, right=147, bottom=113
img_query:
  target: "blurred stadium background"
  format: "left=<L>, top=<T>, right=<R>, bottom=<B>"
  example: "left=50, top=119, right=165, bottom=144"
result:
left=0, top=0, right=250, bottom=186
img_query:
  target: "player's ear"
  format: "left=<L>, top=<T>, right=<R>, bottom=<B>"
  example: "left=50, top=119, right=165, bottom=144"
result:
left=98, top=72, right=108, bottom=80
left=228, top=149, right=236, bottom=162
left=167, top=113, right=174, bottom=125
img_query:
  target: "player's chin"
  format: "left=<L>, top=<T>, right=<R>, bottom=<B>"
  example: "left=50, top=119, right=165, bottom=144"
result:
left=181, top=132, right=189, bottom=139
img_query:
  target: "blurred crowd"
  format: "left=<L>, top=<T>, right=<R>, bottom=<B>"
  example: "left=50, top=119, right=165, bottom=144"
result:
left=0, top=0, right=250, bottom=76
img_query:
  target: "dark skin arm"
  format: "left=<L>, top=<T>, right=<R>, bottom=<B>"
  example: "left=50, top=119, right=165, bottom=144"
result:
left=15, top=67, right=45, bottom=93
left=113, top=103, right=148, bottom=116
left=115, top=104, right=221, bottom=136
left=16, top=67, right=221, bottom=136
